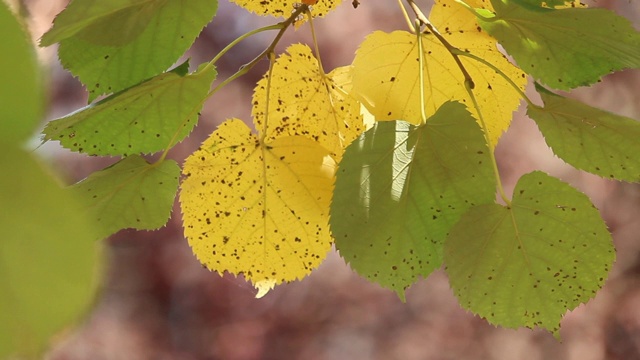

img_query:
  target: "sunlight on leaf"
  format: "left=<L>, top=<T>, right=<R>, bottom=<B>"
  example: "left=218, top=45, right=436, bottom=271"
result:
left=230, top=0, right=341, bottom=18
left=43, top=62, right=217, bottom=156
left=180, top=119, right=335, bottom=292
left=70, top=155, right=180, bottom=240
left=253, top=44, right=364, bottom=161
left=528, top=84, right=640, bottom=182
left=445, top=171, right=615, bottom=337
left=332, top=102, right=496, bottom=296
left=476, top=0, right=640, bottom=90
left=351, top=0, right=525, bottom=147
left=45, top=0, right=218, bottom=101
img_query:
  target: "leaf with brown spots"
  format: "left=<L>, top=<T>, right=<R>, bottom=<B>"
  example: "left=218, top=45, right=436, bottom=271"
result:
left=444, top=171, right=615, bottom=338
left=230, top=0, right=341, bottom=18
left=180, top=119, right=335, bottom=292
left=253, top=44, right=364, bottom=161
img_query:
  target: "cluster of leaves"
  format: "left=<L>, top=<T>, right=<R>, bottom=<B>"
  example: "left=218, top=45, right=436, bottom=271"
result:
left=4, top=0, right=640, bottom=354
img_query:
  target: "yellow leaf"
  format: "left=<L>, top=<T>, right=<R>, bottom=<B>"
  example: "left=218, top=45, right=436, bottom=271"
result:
left=180, top=119, right=335, bottom=288
left=253, top=44, right=364, bottom=161
left=350, top=0, right=526, bottom=146
left=230, top=0, right=341, bottom=18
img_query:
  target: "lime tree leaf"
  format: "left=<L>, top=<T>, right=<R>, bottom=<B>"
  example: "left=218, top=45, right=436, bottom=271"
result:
left=476, top=0, right=640, bottom=90
left=45, top=0, right=217, bottom=101
left=179, top=119, right=335, bottom=291
left=0, top=2, right=43, bottom=144
left=444, top=171, right=615, bottom=337
left=40, top=0, right=166, bottom=47
left=510, top=0, right=581, bottom=9
left=0, top=145, right=98, bottom=358
left=71, top=155, right=180, bottom=240
left=230, top=0, right=341, bottom=18
left=528, top=85, right=640, bottom=182
left=42, top=63, right=216, bottom=156
left=350, top=20, right=525, bottom=146
left=331, top=102, right=496, bottom=296
left=252, top=44, right=364, bottom=161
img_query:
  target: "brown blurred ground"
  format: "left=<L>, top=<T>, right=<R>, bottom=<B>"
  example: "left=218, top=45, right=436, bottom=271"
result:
left=18, top=0, right=640, bottom=359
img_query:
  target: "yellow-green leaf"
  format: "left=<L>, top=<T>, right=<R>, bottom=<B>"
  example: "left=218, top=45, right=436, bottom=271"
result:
left=351, top=0, right=526, bottom=147
left=180, top=119, right=335, bottom=291
left=0, top=145, right=98, bottom=358
left=253, top=44, right=364, bottom=161
left=230, top=0, right=341, bottom=18
left=71, top=156, right=180, bottom=240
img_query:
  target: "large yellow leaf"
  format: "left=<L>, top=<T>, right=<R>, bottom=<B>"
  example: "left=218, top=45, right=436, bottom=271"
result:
left=253, top=44, right=364, bottom=161
left=180, top=119, right=335, bottom=290
left=350, top=0, right=525, bottom=146
left=230, top=0, right=341, bottom=18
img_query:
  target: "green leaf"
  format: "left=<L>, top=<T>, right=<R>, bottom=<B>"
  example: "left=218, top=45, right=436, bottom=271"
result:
left=444, top=171, right=614, bottom=337
left=0, top=145, right=98, bottom=358
left=42, top=63, right=217, bottom=156
left=332, top=101, right=496, bottom=297
left=71, top=155, right=180, bottom=240
left=40, top=0, right=166, bottom=47
left=528, top=84, right=640, bottom=182
left=0, top=2, right=43, bottom=144
left=45, top=0, right=218, bottom=101
left=477, top=0, right=640, bottom=90
left=510, top=0, right=574, bottom=9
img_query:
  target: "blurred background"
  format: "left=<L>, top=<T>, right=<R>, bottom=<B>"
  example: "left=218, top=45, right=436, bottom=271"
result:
left=14, top=0, right=640, bottom=358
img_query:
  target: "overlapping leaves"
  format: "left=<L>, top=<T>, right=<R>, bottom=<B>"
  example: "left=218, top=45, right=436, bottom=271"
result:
left=332, top=102, right=496, bottom=296
left=350, top=0, right=526, bottom=147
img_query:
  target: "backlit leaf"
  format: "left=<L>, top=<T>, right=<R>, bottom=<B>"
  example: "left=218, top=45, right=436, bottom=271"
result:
left=332, top=101, right=496, bottom=296
left=351, top=0, right=525, bottom=147
left=45, top=0, right=218, bottom=101
left=528, top=85, right=640, bottom=182
left=180, top=119, right=335, bottom=290
left=0, top=145, right=98, bottom=358
left=70, top=155, right=180, bottom=240
left=230, top=0, right=341, bottom=18
left=253, top=44, right=364, bottom=161
left=476, top=0, right=640, bottom=90
left=0, top=2, right=43, bottom=144
left=445, top=171, right=615, bottom=337
left=43, top=63, right=216, bottom=156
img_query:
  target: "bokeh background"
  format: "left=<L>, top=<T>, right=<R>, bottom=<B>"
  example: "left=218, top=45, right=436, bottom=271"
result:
left=14, top=0, right=640, bottom=358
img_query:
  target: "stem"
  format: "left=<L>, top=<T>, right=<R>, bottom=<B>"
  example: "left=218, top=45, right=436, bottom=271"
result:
left=453, top=0, right=494, bottom=21
left=305, top=8, right=326, bottom=76
left=396, top=0, right=414, bottom=32
left=209, top=24, right=283, bottom=67
left=464, top=80, right=511, bottom=206
left=453, top=48, right=534, bottom=106
left=415, top=20, right=428, bottom=124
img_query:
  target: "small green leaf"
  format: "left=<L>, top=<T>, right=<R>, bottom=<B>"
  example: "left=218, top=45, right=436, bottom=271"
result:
left=477, top=0, right=640, bottom=89
left=42, top=63, right=216, bottom=156
left=0, top=145, right=98, bottom=358
left=0, top=2, right=43, bottom=144
left=445, top=171, right=614, bottom=337
left=528, top=84, right=640, bottom=182
left=44, top=0, right=218, bottom=101
left=71, top=155, right=180, bottom=240
left=332, top=101, right=496, bottom=297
